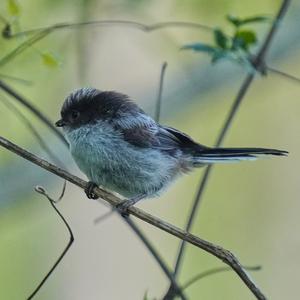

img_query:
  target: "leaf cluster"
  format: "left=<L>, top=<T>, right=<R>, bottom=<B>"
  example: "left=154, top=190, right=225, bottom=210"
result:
left=182, top=14, right=270, bottom=71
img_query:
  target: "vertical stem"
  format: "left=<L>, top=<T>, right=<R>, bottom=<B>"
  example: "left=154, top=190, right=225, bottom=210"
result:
left=166, top=0, right=291, bottom=297
left=155, top=62, right=168, bottom=122
left=125, top=218, right=187, bottom=300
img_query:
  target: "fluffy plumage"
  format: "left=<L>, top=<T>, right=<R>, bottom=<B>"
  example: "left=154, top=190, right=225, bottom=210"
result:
left=56, top=87, right=288, bottom=200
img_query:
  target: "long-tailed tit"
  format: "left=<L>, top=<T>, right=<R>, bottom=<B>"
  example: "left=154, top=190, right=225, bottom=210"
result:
left=56, top=88, right=287, bottom=213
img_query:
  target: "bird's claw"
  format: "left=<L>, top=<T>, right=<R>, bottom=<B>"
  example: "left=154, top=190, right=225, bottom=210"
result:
left=85, top=181, right=99, bottom=199
left=115, top=195, right=145, bottom=217
left=116, top=200, right=132, bottom=218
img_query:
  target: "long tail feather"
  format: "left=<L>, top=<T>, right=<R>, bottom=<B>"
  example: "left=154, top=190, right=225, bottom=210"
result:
left=193, top=147, right=288, bottom=165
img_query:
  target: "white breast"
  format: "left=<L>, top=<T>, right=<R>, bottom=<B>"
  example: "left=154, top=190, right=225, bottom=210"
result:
left=64, top=122, right=179, bottom=198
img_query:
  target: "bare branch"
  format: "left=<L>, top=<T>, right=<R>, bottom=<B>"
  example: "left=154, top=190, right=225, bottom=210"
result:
left=35, top=182, right=66, bottom=203
left=182, top=265, right=262, bottom=291
left=27, top=188, right=74, bottom=300
left=155, top=62, right=168, bottom=122
left=0, top=135, right=267, bottom=300
left=3, top=20, right=214, bottom=39
left=267, top=66, right=300, bottom=84
left=0, top=73, right=32, bottom=85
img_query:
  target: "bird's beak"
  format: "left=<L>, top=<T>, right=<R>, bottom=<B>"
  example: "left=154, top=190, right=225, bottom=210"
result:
left=55, top=119, right=65, bottom=127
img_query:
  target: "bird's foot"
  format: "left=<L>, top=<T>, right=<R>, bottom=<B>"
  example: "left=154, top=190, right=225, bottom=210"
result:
left=116, top=200, right=134, bottom=218
left=85, top=181, right=99, bottom=199
left=116, top=195, right=145, bottom=217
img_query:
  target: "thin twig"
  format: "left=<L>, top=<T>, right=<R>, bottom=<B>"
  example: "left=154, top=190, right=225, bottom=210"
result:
left=0, top=94, right=68, bottom=203
left=0, top=79, right=68, bottom=146
left=182, top=265, right=262, bottom=291
left=0, top=73, right=32, bottom=85
left=0, top=29, right=52, bottom=67
left=155, top=62, right=168, bottom=122
left=3, top=20, right=214, bottom=39
left=27, top=190, right=74, bottom=300
left=0, top=21, right=211, bottom=71
left=0, top=95, right=65, bottom=166
left=94, top=209, right=115, bottom=224
left=1, top=94, right=70, bottom=297
left=0, top=135, right=267, bottom=300
left=35, top=182, right=66, bottom=203
left=267, top=66, right=300, bottom=84
left=124, top=217, right=187, bottom=300
left=167, top=0, right=291, bottom=298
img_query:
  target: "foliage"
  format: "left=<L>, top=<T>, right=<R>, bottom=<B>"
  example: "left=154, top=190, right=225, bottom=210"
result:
left=7, top=0, right=21, bottom=17
left=0, top=0, right=60, bottom=70
left=182, top=14, right=270, bottom=72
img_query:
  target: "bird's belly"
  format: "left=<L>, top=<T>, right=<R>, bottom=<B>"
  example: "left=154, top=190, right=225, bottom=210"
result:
left=68, top=128, right=179, bottom=198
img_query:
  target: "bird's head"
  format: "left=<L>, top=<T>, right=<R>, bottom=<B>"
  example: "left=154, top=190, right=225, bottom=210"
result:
left=55, top=87, right=142, bottom=131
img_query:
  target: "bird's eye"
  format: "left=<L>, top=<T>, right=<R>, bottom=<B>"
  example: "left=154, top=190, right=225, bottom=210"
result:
left=71, top=111, right=80, bottom=120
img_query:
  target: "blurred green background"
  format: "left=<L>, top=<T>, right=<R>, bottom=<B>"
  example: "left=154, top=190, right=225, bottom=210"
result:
left=0, top=0, right=299, bottom=299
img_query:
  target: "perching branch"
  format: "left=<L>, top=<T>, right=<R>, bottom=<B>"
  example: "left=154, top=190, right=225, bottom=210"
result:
left=167, top=0, right=291, bottom=297
left=0, top=135, right=267, bottom=300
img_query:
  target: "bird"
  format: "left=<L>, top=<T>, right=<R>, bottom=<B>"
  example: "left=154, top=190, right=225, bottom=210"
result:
left=55, top=87, right=288, bottom=213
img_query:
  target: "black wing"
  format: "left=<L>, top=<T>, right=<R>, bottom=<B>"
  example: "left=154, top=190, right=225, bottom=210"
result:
left=161, top=126, right=206, bottom=149
left=119, top=123, right=206, bottom=154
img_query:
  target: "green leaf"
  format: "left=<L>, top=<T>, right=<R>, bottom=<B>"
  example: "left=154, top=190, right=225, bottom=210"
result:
left=236, top=30, right=257, bottom=44
left=41, top=51, right=61, bottom=68
left=7, top=0, right=21, bottom=16
left=233, top=30, right=257, bottom=50
left=181, top=43, right=218, bottom=54
left=214, top=28, right=228, bottom=49
left=0, top=30, right=51, bottom=67
left=239, top=15, right=270, bottom=25
left=227, top=14, right=270, bottom=27
left=226, top=15, right=242, bottom=27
